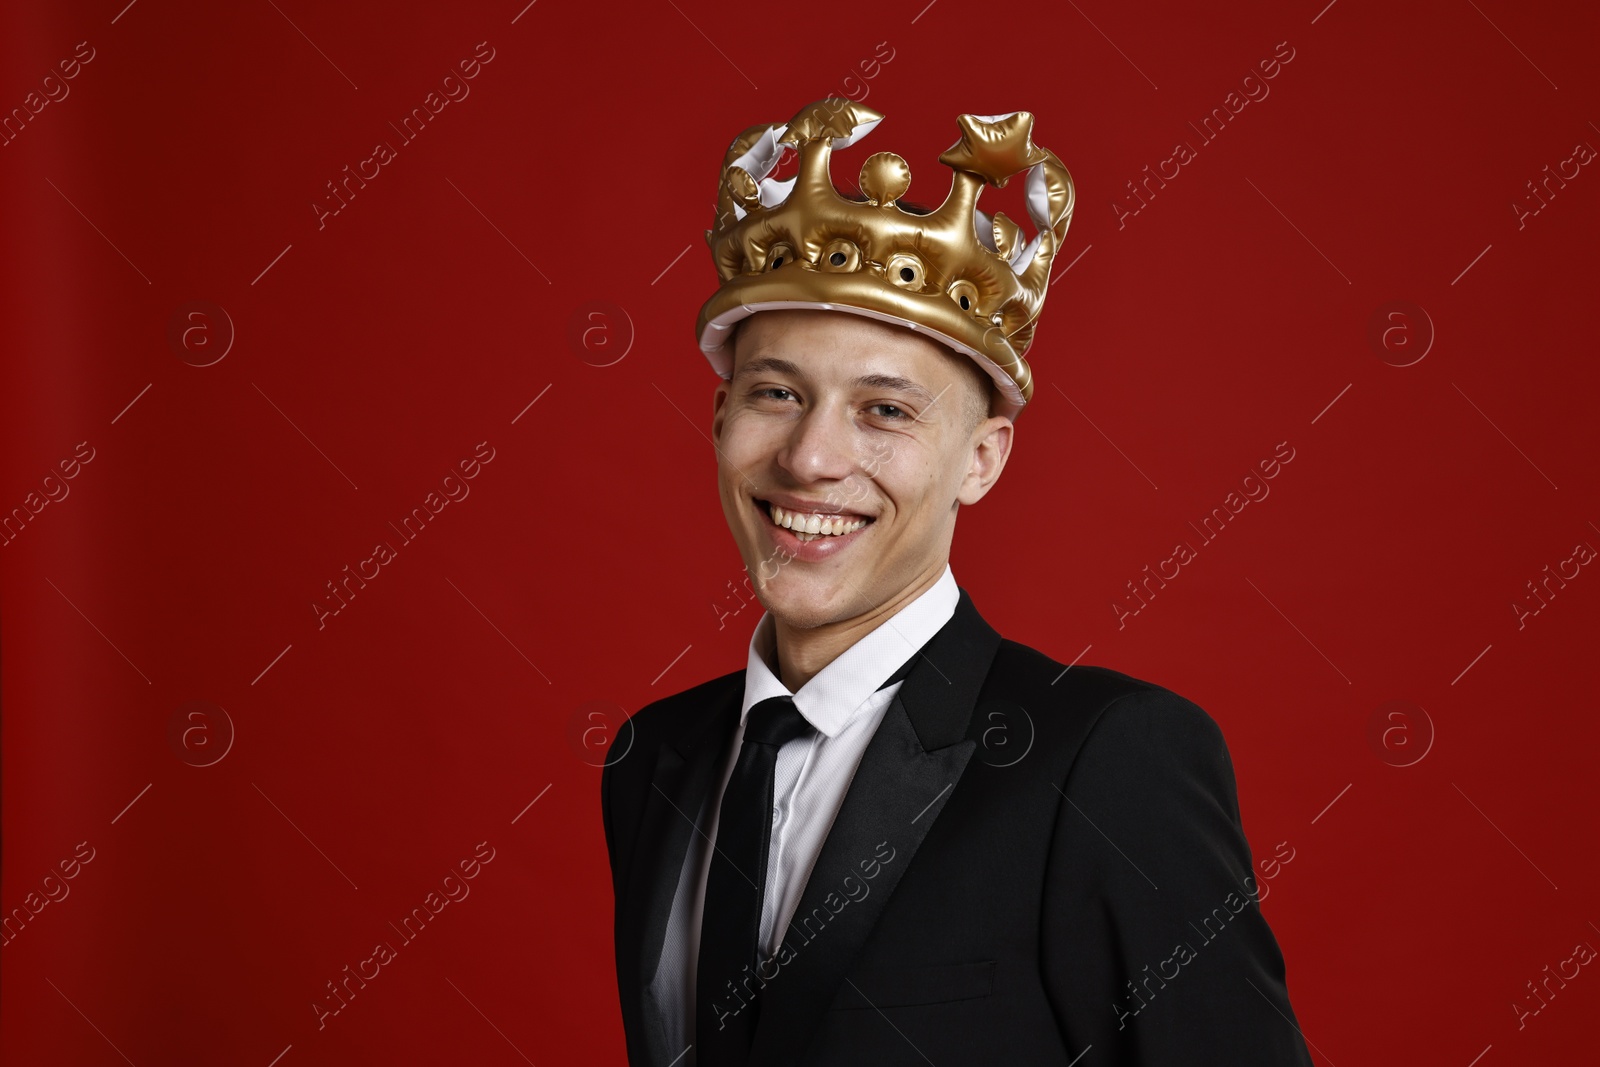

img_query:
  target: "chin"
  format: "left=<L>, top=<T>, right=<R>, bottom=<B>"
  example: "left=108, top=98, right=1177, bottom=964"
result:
left=751, top=572, right=856, bottom=630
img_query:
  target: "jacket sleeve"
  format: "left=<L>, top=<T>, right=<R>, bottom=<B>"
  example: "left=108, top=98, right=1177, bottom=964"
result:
left=1040, top=687, right=1315, bottom=1065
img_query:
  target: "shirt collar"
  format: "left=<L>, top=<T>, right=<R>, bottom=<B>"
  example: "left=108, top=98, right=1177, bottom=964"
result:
left=741, top=565, right=959, bottom=739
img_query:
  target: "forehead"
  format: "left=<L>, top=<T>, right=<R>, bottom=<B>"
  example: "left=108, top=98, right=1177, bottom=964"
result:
left=730, top=310, right=961, bottom=386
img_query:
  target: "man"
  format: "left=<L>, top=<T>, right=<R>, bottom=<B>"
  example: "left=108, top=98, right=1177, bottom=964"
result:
left=602, top=98, right=1314, bottom=1066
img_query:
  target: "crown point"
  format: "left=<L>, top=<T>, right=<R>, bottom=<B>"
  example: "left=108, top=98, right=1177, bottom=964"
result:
left=939, top=111, right=1049, bottom=187
left=783, top=99, right=885, bottom=147
left=859, top=152, right=912, bottom=205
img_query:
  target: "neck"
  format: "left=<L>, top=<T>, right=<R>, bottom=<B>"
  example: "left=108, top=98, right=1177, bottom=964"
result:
left=770, top=562, right=946, bottom=692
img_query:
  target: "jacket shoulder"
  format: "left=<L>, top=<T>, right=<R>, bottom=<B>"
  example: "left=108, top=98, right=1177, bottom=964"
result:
left=983, top=638, right=1226, bottom=765
left=614, top=668, right=744, bottom=748
left=990, top=638, right=1205, bottom=715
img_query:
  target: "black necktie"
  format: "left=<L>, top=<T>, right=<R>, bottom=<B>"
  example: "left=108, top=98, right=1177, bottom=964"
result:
left=695, top=696, right=814, bottom=1066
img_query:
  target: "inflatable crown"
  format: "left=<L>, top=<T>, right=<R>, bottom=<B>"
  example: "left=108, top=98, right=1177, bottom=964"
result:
left=695, top=99, right=1074, bottom=418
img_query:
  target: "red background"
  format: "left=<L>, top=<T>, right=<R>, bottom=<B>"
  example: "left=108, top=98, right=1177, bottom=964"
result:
left=2, top=1, right=1596, bottom=1063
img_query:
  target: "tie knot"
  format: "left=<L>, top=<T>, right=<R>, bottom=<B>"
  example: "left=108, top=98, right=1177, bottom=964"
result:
left=744, top=695, right=813, bottom=748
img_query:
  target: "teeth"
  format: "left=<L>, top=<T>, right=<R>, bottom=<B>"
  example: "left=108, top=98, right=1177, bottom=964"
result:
left=765, top=502, right=868, bottom=538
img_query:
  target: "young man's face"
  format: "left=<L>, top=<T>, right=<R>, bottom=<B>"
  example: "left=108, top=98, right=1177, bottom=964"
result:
left=711, top=309, right=1013, bottom=631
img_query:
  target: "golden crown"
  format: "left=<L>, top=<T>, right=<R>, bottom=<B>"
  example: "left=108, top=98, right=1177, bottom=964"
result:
left=695, top=98, right=1074, bottom=418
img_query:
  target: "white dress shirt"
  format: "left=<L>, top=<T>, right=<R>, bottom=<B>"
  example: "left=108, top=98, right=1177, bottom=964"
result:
left=646, top=565, right=960, bottom=1063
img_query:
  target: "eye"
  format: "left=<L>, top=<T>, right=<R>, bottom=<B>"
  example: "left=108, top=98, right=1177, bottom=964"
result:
left=868, top=402, right=909, bottom=420
left=755, top=386, right=795, bottom=402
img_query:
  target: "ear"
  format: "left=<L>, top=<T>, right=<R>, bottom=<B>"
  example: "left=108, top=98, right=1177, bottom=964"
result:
left=711, top=380, right=732, bottom=445
left=956, top=416, right=1014, bottom=506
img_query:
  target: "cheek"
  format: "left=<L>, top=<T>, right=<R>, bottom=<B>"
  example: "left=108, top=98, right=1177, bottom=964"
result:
left=714, top=415, right=757, bottom=466
left=877, top=454, right=945, bottom=513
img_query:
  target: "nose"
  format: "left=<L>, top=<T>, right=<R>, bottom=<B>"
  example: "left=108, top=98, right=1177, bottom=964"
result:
left=777, top=403, right=859, bottom=485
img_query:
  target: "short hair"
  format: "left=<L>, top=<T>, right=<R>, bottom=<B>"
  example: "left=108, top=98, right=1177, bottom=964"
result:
left=952, top=353, right=994, bottom=431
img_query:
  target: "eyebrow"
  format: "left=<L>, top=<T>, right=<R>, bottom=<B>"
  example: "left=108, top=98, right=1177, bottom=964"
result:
left=734, top=357, right=938, bottom=406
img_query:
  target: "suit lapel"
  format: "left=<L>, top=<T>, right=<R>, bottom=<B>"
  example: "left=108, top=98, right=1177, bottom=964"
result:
left=615, top=678, right=741, bottom=1064
left=747, top=589, right=1002, bottom=1066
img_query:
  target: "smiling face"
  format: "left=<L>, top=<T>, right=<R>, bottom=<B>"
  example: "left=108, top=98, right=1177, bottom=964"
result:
left=711, top=309, right=1014, bottom=634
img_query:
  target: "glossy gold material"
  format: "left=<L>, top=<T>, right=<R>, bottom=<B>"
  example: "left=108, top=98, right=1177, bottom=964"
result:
left=696, top=98, right=1074, bottom=418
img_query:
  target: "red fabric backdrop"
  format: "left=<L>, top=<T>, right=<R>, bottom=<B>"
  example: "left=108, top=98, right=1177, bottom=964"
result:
left=2, top=1, right=1596, bottom=1063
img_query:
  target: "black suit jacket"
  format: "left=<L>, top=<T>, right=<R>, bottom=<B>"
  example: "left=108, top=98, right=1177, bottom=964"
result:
left=602, top=589, right=1314, bottom=1065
